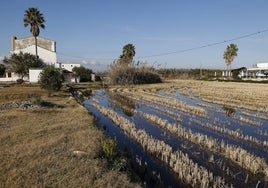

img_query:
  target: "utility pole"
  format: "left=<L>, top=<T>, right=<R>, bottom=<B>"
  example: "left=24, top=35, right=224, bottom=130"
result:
left=200, top=62, right=202, bottom=79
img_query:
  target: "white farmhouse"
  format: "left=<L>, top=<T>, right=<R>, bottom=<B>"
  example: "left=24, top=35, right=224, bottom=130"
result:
left=11, top=36, right=57, bottom=65
left=0, top=36, right=80, bottom=83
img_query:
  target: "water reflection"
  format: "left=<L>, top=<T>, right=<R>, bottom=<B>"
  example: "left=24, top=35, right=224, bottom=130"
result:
left=107, top=91, right=136, bottom=116
left=84, top=101, right=181, bottom=187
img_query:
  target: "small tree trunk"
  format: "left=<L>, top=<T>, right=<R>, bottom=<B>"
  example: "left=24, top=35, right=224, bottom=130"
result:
left=227, top=64, right=231, bottom=77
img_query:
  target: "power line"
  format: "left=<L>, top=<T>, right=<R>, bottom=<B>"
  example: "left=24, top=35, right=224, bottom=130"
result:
left=137, top=28, right=268, bottom=59
left=57, top=28, right=268, bottom=62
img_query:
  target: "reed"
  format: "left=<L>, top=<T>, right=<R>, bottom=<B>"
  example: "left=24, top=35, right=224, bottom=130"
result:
left=103, top=80, right=268, bottom=183
left=91, top=101, right=232, bottom=187
left=121, top=89, right=207, bottom=117
left=239, top=115, right=262, bottom=127
left=138, top=111, right=268, bottom=176
left=187, top=81, right=268, bottom=113
left=241, top=111, right=268, bottom=121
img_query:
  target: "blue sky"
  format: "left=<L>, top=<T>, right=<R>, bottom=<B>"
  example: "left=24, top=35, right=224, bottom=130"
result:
left=1, top=0, right=268, bottom=71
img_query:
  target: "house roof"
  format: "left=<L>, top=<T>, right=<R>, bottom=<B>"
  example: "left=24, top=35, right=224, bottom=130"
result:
left=62, top=69, right=73, bottom=74
left=231, top=67, right=247, bottom=72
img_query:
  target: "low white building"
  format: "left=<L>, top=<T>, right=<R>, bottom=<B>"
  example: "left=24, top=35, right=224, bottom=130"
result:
left=0, top=72, right=21, bottom=82
left=240, top=63, right=268, bottom=79
left=58, top=62, right=81, bottom=72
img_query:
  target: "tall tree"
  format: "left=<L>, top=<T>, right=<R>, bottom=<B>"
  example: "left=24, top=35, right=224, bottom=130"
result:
left=223, top=43, right=239, bottom=76
left=119, top=44, right=135, bottom=66
left=3, top=52, right=45, bottom=79
left=23, top=7, right=45, bottom=58
left=72, top=66, right=93, bottom=82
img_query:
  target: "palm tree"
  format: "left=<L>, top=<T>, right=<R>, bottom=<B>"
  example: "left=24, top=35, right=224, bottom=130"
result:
left=23, top=7, right=45, bottom=58
left=119, top=44, right=135, bottom=66
left=223, top=43, right=238, bottom=77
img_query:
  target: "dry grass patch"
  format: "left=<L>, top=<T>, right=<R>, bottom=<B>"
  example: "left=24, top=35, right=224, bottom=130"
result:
left=0, top=85, right=43, bottom=104
left=141, top=79, right=268, bottom=113
left=0, top=85, right=140, bottom=188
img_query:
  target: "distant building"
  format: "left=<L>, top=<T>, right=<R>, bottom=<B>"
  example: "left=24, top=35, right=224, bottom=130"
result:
left=240, top=63, right=268, bottom=79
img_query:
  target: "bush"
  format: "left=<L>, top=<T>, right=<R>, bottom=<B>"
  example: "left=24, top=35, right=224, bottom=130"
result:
left=72, top=66, right=92, bottom=82
left=0, top=64, right=6, bottom=77
left=100, top=137, right=118, bottom=160
left=111, top=157, right=128, bottom=171
left=108, top=62, right=161, bottom=85
left=39, top=65, right=63, bottom=91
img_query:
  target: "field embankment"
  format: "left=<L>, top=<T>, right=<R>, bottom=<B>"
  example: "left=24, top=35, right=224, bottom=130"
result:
left=0, top=84, right=140, bottom=188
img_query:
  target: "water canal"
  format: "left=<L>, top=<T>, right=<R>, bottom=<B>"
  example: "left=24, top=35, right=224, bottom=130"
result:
left=83, top=88, right=268, bottom=187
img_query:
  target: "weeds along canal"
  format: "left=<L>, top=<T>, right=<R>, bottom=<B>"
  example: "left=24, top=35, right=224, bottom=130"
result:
left=84, top=98, right=182, bottom=187
left=83, top=89, right=268, bottom=188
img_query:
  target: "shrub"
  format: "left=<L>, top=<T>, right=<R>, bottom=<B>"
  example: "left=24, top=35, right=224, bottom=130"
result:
left=100, top=137, right=118, bottom=160
left=111, top=157, right=128, bottom=171
left=0, top=64, right=6, bottom=77
left=39, top=65, right=63, bottom=92
left=108, top=62, right=161, bottom=85
left=72, top=66, right=92, bottom=82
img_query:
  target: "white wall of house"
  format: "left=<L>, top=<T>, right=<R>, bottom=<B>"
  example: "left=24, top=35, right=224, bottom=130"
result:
left=256, top=63, right=268, bottom=68
left=222, top=70, right=232, bottom=77
left=91, top=73, right=95, bottom=81
left=11, top=36, right=57, bottom=65
left=58, top=63, right=80, bottom=72
left=29, top=69, right=42, bottom=83
left=12, top=45, right=57, bottom=65
left=0, top=72, right=26, bottom=82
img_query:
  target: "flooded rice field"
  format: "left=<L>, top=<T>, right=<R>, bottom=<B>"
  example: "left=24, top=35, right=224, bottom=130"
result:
left=83, top=81, right=268, bottom=187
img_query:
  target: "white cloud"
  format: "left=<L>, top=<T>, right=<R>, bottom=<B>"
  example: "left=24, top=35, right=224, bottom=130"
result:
left=81, top=59, right=109, bottom=72
left=81, top=60, right=89, bottom=65
left=81, top=59, right=97, bottom=65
